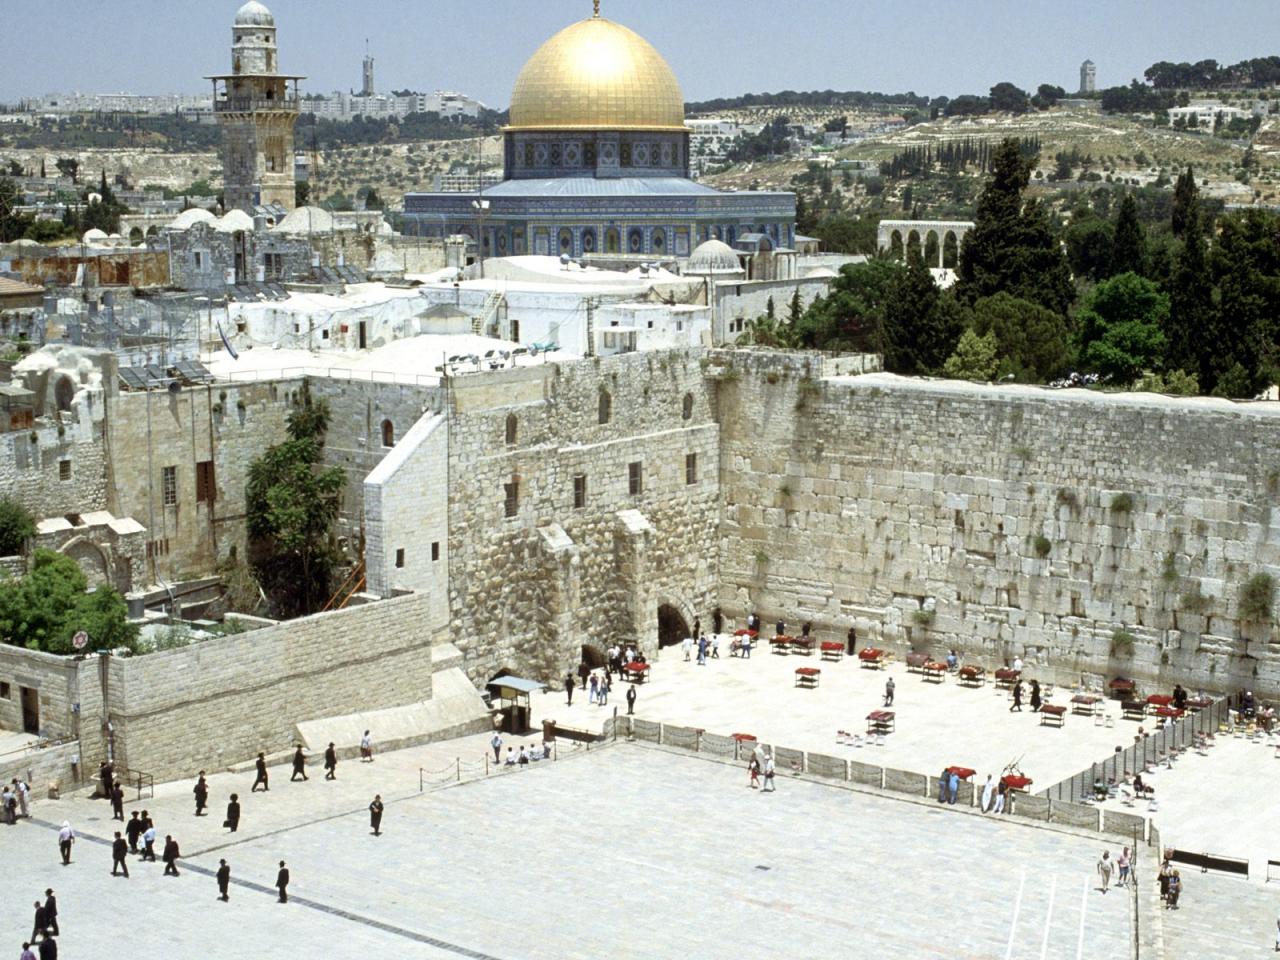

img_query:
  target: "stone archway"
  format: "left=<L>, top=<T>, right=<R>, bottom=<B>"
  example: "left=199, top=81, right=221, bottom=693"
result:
left=61, top=536, right=110, bottom=589
left=943, top=231, right=960, bottom=269
left=580, top=643, right=607, bottom=668
left=657, top=603, right=691, bottom=649
left=923, top=230, right=940, bottom=267
left=889, top=230, right=903, bottom=259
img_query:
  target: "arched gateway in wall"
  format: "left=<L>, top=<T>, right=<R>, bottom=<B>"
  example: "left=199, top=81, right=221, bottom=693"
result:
left=876, top=219, right=975, bottom=268
left=657, top=603, right=691, bottom=648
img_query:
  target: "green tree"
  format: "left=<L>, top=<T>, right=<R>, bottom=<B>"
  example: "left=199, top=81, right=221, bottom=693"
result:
left=957, top=138, right=1074, bottom=316
left=1208, top=209, right=1280, bottom=397
left=246, top=385, right=345, bottom=617
left=942, top=328, right=1000, bottom=380
left=989, top=82, right=1030, bottom=114
left=795, top=259, right=901, bottom=351
left=881, top=250, right=965, bottom=374
left=0, top=549, right=137, bottom=654
left=1064, top=215, right=1113, bottom=282
left=787, top=288, right=804, bottom=325
left=1164, top=199, right=1213, bottom=385
left=1109, top=193, right=1146, bottom=277
left=970, top=293, right=1072, bottom=381
left=1172, top=165, right=1197, bottom=237
left=1077, top=273, right=1169, bottom=384
left=0, top=177, right=32, bottom=243
left=295, top=181, right=310, bottom=207
left=55, top=157, right=79, bottom=183
left=0, top=499, right=35, bottom=556
left=810, top=215, right=877, bottom=255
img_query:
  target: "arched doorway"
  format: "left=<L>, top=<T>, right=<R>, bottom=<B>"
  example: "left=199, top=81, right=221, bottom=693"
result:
left=943, top=231, right=959, bottom=269
left=580, top=643, right=607, bottom=668
left=889, top=230, right=903, bottom=259
left=657, top=603, right=690, bottom=648
left=923, top=231, right=940, bottom=267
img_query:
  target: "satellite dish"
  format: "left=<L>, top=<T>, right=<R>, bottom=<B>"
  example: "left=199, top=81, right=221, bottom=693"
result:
left=167, top=380, right=182, bottom=395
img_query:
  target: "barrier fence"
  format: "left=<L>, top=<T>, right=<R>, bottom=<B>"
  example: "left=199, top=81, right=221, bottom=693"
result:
left=415, top=726, right=610, bottom=792
left=1042, top=698, right=1228, bottom=804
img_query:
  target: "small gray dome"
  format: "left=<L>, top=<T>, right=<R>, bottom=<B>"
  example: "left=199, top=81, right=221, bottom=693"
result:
left=235, top=1, right=274, bottom=26
left=687, top=239, right=741, bottom=274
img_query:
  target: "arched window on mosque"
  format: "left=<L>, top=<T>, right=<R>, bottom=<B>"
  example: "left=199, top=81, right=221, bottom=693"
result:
left=598, top=390, right=612, bottom=425
left=605, top=228, right=620, bottom=254
left=558, top=228, right=573, bottom=254
left=381, top=419, right=395, bottom=448
left=505, top=413, right=518, bottom=446
left=652, top=228, right=666, bottom=252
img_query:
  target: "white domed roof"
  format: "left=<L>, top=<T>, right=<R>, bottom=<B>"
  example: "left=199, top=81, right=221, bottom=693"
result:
left=273, top=205, right=335, bottom=234
left=214, top=209, right=255, bottom=233
left=235, top=1, right=274, bottom=26
left=687, top=239, right=741, bottom=273
left=805, top=266, right=839, bottom=279
left=167, top=208, right=216, bottom=231
left=81, top=228, right=108, bottom=243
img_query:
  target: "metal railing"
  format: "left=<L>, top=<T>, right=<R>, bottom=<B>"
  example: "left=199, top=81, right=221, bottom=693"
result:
left=415, top=736, right=612, bottom=792
left=214, top=97, right=300, bottom=113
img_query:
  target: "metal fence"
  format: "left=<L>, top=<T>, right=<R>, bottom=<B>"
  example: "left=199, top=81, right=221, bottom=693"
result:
left=1042, top=698, right=1227, bottom=803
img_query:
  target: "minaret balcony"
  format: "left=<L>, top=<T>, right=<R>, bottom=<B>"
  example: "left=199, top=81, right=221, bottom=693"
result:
left=214, top=95, right=300, bottom=114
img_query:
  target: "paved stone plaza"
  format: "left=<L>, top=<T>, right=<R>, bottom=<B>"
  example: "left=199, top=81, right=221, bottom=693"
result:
left=532, top=642, right=1142, bottom=790
left=5, top=739, right=1136, bottom=960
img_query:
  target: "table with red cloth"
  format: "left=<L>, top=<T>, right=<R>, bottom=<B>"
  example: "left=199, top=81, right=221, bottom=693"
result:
left=946, top=766, right=976, bottom=780
left=1121, top=699, right=1146, bottom=720
left=905, top=651, right=929, bottom=674
left=858, top=648, right=886, bottom=669
left=923, top=661, right=947, bottom=683
left=731, top=733, right=756, bottom=743
left=1184, top=697, right=1212, bottom=712
left=958, top=665, right=986, bottom=687
left=733, top=629, right=758, bottom=638
left=791, top=636, right=814, bottom=656
left=1040, top=704, right=1067, bottom=727
left=1109, top=677, right=1137, bottom=700
left=866, top=710, right=895, bottom=735
left=794, top=666, right=820, bottom=689
left=820, top=641, right=844, bottom=662
left=770, top=635, right=794, bottom=655
left=1153, top=706, right=1185, bottom=720
left=1071, top=694, right=1102, bottom=716
left=622, top=662, right=650, bottom=684
left=994, top=668, right=1021, bottom=689
left=1147, top=694, right=1174, bottom=708
left=1001, top=774, right=1033, bottom=791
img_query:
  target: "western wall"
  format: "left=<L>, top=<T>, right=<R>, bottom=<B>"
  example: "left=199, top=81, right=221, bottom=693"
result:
left=714, top=349, right=1280, bottom=698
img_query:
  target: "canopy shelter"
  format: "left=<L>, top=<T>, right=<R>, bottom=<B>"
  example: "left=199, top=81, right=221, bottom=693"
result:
left=487, top=675, right=546, bottom=734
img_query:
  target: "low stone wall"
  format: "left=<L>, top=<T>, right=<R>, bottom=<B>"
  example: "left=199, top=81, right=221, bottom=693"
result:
left=849, top=761, right=883, bottom=787
left=773, top=745, right=805, bottom=773
left=883, top=767, right=927, bottom=796
left=0, top=740, right=81, bottom=796
left=1102, top=809, right=1147, bottom=840
left=1012, top=794, right=1050, bottom=821
left=806, top=753, right=847, bottom=780
left=631, top=719, right=661, bottom=743
left=660, top=724, right=701, bottom=749
left=1049, top=801, right=1100, bottom=830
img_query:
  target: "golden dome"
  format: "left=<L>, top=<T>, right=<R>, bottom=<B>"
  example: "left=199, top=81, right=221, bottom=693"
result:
left=507, top=14, right=685, bottom=131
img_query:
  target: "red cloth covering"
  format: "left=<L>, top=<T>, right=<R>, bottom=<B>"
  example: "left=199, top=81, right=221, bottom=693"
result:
left=1109, top=677, right=1136, bottom=690
left=771, top=635, right=794, bottom=645
left=995, top=668, right=1020, bottom=681
left=867, top=710, right=894, bottom=721
left=946, top=766, right=975, bottom=780
left=623, top=662, right=649, bottom=674
left=733, top=629, right=759, bottom=638
left=858, top=648, right=884, bottom=661
left=794, top=667, right=820, bottom=677
left=1040, top=704, right=1066, bottom=715
left=1153, top=706, right=1184, bottom=718
left=924, top=661, right=947, bottom=672
left=1147, top=694, right=1174, bottom=706
left=1185, top=697, right=1212, bottom=709
left=1071, top=694, right=1101, bottom=704
left=959, top=665, right=984, bottom=678
left=731, top=733, right=756, bottom=742
left=1001, top=775, right=1033, bottom=790
left=820, top=641, right=843, bottom=652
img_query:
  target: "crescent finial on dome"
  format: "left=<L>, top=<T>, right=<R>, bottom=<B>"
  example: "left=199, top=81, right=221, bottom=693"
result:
left=593, top=0, right=600, bottom=17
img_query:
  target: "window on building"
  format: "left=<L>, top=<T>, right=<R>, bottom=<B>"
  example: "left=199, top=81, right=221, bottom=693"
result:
left=505, top=414, right=518, bottom=445
left=161, top=465, right=177, bottom=506
left=0, top=682, right=10, bottom=700
left=193, top=251, right=206, bottom=271
left=59, top=459, right=71, bottom=481
left=381, top=419, right=394, bottom=447
left=685, top=452, right=698, bottom=485
left=195, top=460, right=216, bottom=503
left=431, top=542, right=440, bottom=561
left=573, top=474, right=586, bottom=509
left=264, top=253, right=285, bottom=280
left=395, top=548, right=405, bottom=568
left=504, top=478, right=519, bottom=518
left=598, top=390, right=612, bottom=425
left=682, top=393, right=694, bottom=420
left=628, top=461, right=643, bottom=496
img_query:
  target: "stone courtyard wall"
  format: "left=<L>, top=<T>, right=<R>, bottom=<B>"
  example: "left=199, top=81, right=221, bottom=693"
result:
left=446, top=350, right=721, bottom=684
left=716, top=351, right=1280, bottom=697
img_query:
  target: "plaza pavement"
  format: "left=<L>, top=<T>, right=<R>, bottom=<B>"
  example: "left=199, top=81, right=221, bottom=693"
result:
left=4, top=742, right=1135, bottom=960
left=529, top=640, right=1145, bottom=792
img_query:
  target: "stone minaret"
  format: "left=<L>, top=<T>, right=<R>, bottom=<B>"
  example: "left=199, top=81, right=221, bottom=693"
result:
left=208, top=1, right=304, bottom=213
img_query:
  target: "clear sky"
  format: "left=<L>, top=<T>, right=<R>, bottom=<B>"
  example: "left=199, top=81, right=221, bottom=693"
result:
left=4, top=0, right=1280, bottom=107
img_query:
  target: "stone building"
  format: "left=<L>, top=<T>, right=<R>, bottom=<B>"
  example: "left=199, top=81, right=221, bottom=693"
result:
left=208, top=1, right=303, bottom=213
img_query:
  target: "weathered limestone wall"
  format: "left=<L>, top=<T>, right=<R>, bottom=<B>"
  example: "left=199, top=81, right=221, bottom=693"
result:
left=718, top=354, right=1280, bottom=697
left=106, top=591, right=436, bottom=781
left=447, top=350, right=721, bottom=684
left=0, top=418, right=106, bottom=520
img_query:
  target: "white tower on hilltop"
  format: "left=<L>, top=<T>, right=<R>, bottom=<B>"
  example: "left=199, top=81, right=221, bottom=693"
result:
left=207, top=1, right=305, bottom=213
left=362, top=45, right=375, bottom=97
left=1080, top=59, right=1096, bottom=95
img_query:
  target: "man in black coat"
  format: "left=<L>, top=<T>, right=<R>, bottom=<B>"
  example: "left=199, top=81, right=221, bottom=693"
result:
left=251, top=752, right=269, bottom=792
left=290, top=745, right=308, bottom=782
left=225, top=793, right=241, bottom=833
left=162, top=835, right=181, bottom=876
left=276, top=861, right=290, bottom=903
left=111, top=831, right=129, bottom=877
left=37, top=934, right=57, bottom=960
left=42, top=890, right=58, bottom=937
left=98, top=762, right=113, bottom=802
left=110, top=783, right=124, bottom=821
left=30, top=901, right=46, bottom=943
left=577, top=660, right=590, bottom=690
left=216, top=859, right=231, bottom=902
left=626, top=684, right=637, bottom=716
left=369, top=795, right=384, bottom=836
left=564, top=673, right=574, bottom=705
left=323, top=743, right=337, bottom=780
left=125, top=811, right=143, bottom=853
left=193, top=772, right=209, bottom=815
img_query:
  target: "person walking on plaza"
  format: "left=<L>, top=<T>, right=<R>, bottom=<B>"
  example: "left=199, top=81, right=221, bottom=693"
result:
left=883, top=677, right=895, bottom=707
left=111, top=831, right=129, bottom=878
left=251, top=752, right=269, bottom=792
left=491, top=731, right=503, bottom=763
left=564, top=672, right=574, bottom=705
left=369, top=795, right=384, bottom=836
left=1165, top=869, right=1181, bottom=909
left=577, top=660, right=590, bottom=690
left=994, top=779, right=1007, bottom=814
left=748, top=753, right=761, bottom=789
left=360, top=730, right=374, bottom=762
left=42, top=890, right=58, bottom=937
left=125, top=811, right=143, bottom=853
left=980, top=775, right=995, bottom=813
left=697, top=635, right=707, bottom=665
left=37, top=933, right=56, bottom=960
left=141, top=822, right=157, bottom=861
left=194, top=772, right=209, bottom=815
left=216, top=860, right=231, bottom=902
left=846, top=626, right=857, bottom=656
left=291, top=746, right=308, bottom=782
left=588, top=673, right=599, bottom=704
left=57, top=821, right=75, bottom=865
left=2, top=783, right=16, bottom=824
left=162, top=835, right=181, bottom=876
left=99, top=762, right=114, bottom=803
left=763, top=753, right=776, bottom=792
left=626, top=683, right=637, bottom=716
left=324, top=743, right=338, bottom=780
left=15, top=777, right=30, bottom=818
left=598, top=675, right=609, bottom=706
left=225, top=793, right=241, bottom=833
left=947, top=770, right=960, bottom=805
left=276, top=861, right=290, bottom=903
left=682, top=634, right=692, bottom=662
left=1097, top=850, right=1113, bottom=893
left=21, top=943, right=35, bottom=960
left=110, top=782, right=124, bottom=821
left=1029, top=679, right=1042, bottom=712
left=1117, top=846, right=1131, bottom=887
left=1010, top=680, right=1024, bottom=712
left=31, top=901, right=47, bottom=944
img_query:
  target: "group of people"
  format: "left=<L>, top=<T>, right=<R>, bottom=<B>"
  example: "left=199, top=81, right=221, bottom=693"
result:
left=494, top=737, right=550, bottom=765
left=747, top=749, right=776, bottom=792
left=20, top=888, right=59, bottom=960
left=3, top=776, right=32, bottom=824
left=1095, top=847, right=1134, bottom=894
left=565, top=657, right=640, bottom=714
left=978, top=775, right=1015, bottom=814
left=1157, top=854, right=1182, bottom=908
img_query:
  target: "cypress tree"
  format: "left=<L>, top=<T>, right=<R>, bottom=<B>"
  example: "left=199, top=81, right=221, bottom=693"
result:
left=1165, top=199, right=1213, bottom=387
left=1110, top=194, right=1147, bottom=277
left=1172, top=166, right=1197, bottom=238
